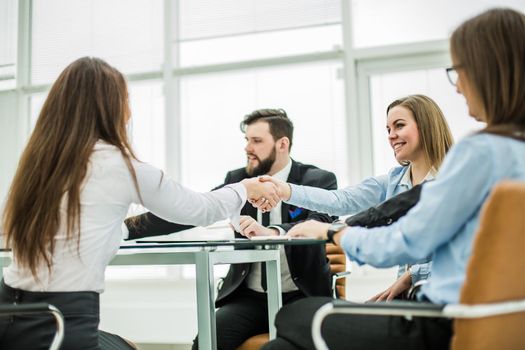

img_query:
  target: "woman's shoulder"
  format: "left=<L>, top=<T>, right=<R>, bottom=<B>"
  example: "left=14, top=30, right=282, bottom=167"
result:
left=89, top=141, right=133, bottom=177
left=363, top=166, right=407, bottom=189
left=450, top=132, right=521, bottom=157
left=387, top=165, right=409, bottom=179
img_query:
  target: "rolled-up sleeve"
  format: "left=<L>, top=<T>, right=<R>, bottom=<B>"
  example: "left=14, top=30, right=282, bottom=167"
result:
left=410, top=262, right=432, bottom=284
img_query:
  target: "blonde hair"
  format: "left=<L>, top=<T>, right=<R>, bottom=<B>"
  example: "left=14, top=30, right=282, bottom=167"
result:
left=387, top=94, right=454, bottom=169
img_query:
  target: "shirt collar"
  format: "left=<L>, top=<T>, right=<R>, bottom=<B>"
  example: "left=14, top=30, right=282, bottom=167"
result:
left=399, top=164, right=437, bottom=188
left=272, top=159, right=292, bottom=182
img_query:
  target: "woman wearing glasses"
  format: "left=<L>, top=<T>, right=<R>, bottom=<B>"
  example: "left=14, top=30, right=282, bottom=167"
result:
left=0, top=57, right=279, bottom=350
left=257, top=94, right=454, bottom=302
left=261, top=7, right=525, bottom=350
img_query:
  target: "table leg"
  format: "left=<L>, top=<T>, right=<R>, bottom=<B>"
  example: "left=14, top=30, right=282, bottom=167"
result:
left=195, top=251, right=216, bottom=350
left=265, top=251, right=282, bottom=339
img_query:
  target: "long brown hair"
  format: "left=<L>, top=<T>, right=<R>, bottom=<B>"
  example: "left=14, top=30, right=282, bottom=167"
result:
left=2, top=57, right=141, bottom=277
left=387, top=94, right=454, bottom=169
left=451, top=8, right=525, bottom=137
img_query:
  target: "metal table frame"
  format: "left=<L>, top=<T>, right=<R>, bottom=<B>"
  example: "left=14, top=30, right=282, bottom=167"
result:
left=1, top=239, right=325, bottom=349
left=112, top=245, right=283, bottom=350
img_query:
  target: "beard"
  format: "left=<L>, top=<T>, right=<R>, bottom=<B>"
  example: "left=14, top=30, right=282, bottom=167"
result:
left=246, top=147, right=276, bottom=177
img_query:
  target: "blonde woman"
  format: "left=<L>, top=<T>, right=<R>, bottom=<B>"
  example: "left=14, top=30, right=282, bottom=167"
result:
left=262, top=94, right=454, bottom=300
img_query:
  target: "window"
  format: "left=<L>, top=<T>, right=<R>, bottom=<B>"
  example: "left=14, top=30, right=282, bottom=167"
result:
left=31, top=0, right=163, bottom=85
left=351, top=0, right=525, bottom=48
left=177, top=0, right=342, bottom=67
left=0, top=0, right=17, bottom=90
left=179, top=61, right=347, bottom=191
left=128, top=81, right=166, bottom=170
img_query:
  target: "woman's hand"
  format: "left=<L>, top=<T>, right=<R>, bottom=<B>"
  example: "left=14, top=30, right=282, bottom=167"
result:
left=241, top=178, right=280, bottom=212
left=286, top=220, right=331, bottom=240
left=368, top=271, right=412, bottom=302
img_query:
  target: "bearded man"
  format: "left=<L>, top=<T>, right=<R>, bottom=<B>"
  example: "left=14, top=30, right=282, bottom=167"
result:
left=125, top=109, right=337, bottom=350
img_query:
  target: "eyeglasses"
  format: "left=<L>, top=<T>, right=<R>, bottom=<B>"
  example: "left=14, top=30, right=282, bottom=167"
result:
left=446, top=65, right=462, bottom=86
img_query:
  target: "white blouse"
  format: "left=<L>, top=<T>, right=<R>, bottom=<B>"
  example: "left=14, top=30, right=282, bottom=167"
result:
left=4, top=141, right=246, bottom=292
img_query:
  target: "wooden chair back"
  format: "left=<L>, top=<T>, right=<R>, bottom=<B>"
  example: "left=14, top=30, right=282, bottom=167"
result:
left=452, top=181, right=525, bottom=350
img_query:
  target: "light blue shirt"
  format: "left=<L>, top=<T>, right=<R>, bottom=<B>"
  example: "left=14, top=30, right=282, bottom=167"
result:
left=340, top=134, right=525, bottom=304
left=288, top=165, right=411, bottom=217
left=287, top=164, right=433, bottom=282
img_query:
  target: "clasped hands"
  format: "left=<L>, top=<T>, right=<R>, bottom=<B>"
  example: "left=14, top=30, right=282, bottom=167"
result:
left=241, top=176, right=289, bottom=212
left=240, top=176, right=332, bottom=240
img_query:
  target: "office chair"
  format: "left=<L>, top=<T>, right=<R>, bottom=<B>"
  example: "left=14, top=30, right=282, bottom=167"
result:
left=312, top=181, right=525, bottom=350
left=237, top=243, right=350, bottom=350
left=0, top=302, right=65, bottom=350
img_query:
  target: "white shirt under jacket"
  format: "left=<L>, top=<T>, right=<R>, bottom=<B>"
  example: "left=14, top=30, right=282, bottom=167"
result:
left=4, top=141, right=247, bottom=293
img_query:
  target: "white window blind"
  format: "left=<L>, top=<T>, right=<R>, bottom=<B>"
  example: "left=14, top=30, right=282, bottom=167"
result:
left=177, top=0, right=343, bottom=67
left=352, top=0, right=525, bottom=48
left=31, top=0, right=163, bottom=85
left=178, top=0, right=341, bottom=41
left=0, top=0, right=17, bottom=89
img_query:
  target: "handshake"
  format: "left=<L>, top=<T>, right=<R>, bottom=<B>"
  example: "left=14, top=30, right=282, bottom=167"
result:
left=238, top=176, right=332, bottom=241
left=240, top=176, right=291, bottom=212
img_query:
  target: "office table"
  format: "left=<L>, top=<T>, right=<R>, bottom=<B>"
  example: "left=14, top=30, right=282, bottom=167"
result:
left=0, top=238, right=324, bottom=350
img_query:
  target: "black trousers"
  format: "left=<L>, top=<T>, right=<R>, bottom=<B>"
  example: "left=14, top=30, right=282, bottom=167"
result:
left=261, top=297, right=452, bottom=350
left=0, top=280, right=134, bottom=350
left=192, top=285, right=306, bottom=350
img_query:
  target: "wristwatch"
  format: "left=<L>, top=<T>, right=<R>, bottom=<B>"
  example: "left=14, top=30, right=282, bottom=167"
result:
left=326, top=221, right=347, bottom=244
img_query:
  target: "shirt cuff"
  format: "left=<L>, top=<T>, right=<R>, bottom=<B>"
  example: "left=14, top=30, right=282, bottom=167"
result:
left=287, top=183, right=302, bottom=203
left=225, top=182, right=247, bottom=232
left=121, top=222, right=129, bottom=240
left=409, top=263, right=431, bottom=284
left=340, top=226, right=366, bottom=265
left=268, top=225, right=286, bottom=236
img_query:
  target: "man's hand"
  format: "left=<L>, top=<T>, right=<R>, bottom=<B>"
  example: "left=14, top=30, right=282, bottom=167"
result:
left=286, top=220, right=331, bottom=240
left=368, top=271, right=412, bottom=302
left=241, top=178, right=280, bottom=212
left=238, top=215, right=279, bottom=238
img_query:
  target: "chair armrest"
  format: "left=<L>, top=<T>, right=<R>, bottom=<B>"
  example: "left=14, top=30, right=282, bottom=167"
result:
left=407, top=279, right=428, bottom=300
left=312, top=299, right=525, bottom=350
left=0, top=303, right=65, bottom=350
left=312, top=301, right=446, bottom=350
left=0, top=302, right=53, bottom=315
left=333, top=271, right=351, bottom=279
left=331, top=271, right=351, bottom=298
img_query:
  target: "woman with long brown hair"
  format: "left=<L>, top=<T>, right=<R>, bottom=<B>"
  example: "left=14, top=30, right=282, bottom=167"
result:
left=0, top=57, right=278, bottom=349
left=261, top=7, right=525, bottom=350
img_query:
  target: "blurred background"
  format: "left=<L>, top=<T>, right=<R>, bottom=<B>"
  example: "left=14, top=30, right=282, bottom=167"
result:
left=1, top=0, right=524, bottom=348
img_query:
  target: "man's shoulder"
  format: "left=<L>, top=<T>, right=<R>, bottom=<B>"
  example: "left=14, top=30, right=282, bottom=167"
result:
left=291, top=160, right=337, bottom=189
left=293, top=160, right=335, bottom=178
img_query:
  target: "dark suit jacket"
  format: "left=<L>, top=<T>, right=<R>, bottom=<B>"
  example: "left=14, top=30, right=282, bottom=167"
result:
left=125, top=160, right=337, bottom=307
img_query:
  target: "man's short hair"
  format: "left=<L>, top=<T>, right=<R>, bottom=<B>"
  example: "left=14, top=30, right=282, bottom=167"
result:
left=240, top=109, right=294, bottom=150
